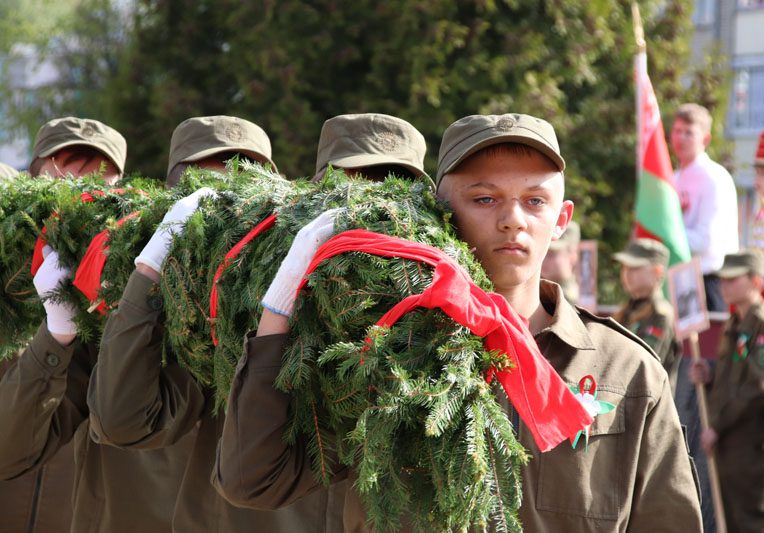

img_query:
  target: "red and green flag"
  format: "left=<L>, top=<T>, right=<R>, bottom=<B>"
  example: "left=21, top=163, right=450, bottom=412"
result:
left=633, top=51, right=691, bottom=266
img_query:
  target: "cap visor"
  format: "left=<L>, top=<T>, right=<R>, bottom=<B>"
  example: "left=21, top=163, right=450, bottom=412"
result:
left=613, top=253, right=651, bottom=267
left=439, top=132, right=565, bottom=183
left=37, top=140, right=124, bottom=174
left=182, top=146, right=277, bottom=172
left=716, top=266, right=750, bottom=279
left=330, top=153, right=428, bottom=179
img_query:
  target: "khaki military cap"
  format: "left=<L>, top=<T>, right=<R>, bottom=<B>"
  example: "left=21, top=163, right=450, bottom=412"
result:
left=0, top=162, right=19, bottom=180
left=716, top=249, right=764, bottom=278
left=436, top=113, right=565, bottom=188
left=167, top=115, right=276, bottom=177
left=549, top=220, right=580, bottom=251
left=614, top=238, right=670, bottom=268
left=32, top=117, right=127, bottom=174
left=314, top=113, right=428, bottom=180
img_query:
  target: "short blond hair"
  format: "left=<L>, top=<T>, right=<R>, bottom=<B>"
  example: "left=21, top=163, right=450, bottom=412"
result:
left=675, top=103, right=712, bottom=135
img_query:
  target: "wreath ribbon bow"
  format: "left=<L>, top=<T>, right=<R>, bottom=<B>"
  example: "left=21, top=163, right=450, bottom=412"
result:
left=297, top=229, right=594, bottom=453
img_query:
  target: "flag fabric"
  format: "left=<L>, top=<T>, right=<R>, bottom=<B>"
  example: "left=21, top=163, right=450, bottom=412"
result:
left=634, top=51, right=691, bottom=266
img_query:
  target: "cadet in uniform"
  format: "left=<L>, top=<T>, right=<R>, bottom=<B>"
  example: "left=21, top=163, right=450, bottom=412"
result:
left=213, top=113, right=702, bottom=532
left=612, top=238, right=681, bottom=393
left=87, top=113, right=428, bottom=533
left=0, top=118, right=194, bottom=533
left=541, top=219, right=580, bottom=303
left=690, top=249, right=764, bottom=533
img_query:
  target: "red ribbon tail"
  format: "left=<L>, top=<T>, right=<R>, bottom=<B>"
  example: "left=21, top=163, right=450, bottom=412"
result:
left=210, top=213, right=277, bottom=346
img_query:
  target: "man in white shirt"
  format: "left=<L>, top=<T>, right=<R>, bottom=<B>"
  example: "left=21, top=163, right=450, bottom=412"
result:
left=670, top=103, right=739, bottom=312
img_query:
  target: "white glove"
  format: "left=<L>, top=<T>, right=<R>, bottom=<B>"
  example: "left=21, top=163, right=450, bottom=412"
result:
left=33, top=245, right=77, bottom=336
left=262, top=209, right=341, bottom=317
left=135, top=187, right=218, bottom=271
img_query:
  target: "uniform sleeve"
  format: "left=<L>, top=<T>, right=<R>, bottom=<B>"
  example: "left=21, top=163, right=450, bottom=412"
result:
left=627, top=374, right=702, bottom=531
left=0, top=323, right=89, bottom=479
left=87, top=270, right=205, bottom=449
left=213, top=332, right=338, bottom=510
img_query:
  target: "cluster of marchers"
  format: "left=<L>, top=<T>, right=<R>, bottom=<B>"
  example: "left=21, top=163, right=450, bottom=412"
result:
left=0, top=163, right=527, bottom=532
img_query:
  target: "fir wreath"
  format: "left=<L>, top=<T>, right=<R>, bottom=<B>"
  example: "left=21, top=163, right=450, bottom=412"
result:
left=0, top=164, right=528, bottom=531
left=0, top=174, right=162, bottom=354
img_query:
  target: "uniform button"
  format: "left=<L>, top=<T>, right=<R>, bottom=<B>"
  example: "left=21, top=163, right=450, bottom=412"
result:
left=147, top=295, right=163, bottom=311
left=46, top=354, right=60, bottom=367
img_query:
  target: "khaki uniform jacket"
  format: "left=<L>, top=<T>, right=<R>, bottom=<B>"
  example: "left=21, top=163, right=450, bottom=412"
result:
left=214, top=281, right=702, bottom=532
left=0, top=358, right=74, bottom=533
left=87, top=271, right=335, bottom=532
left=0, top=322, right=192, bottom=533
left=708, top=302, right=764, bottom=532
left=612, top=291, right=681, bottom=393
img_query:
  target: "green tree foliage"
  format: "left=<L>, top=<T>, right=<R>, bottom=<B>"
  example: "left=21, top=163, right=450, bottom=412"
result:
left=0, top=0, right=127, bottom=148
left=103, top=0, right=728, bottom=301
left=0, top=0, right=730, bottom=299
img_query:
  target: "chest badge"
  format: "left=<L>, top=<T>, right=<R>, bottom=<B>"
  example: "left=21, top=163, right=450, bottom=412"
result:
left=734, top=333, right=750, bottom=362
left=643, top=325, right=663, bottom=339
left=569, top=375, right=615, bottom=451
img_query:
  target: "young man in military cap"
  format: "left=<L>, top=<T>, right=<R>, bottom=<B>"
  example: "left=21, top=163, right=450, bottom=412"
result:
left=212, top=113, right=702, bottom=532
left=690, top=249, right=764, bottom=532
left=0, top=118, right=193, bottom=533
left=541, top=219, right=580, bottom=304
left=28, top=116, right=126, bottom=183
left=165, top=114, right=278, bottom=186
left=612, top=238, right=681, bottom=393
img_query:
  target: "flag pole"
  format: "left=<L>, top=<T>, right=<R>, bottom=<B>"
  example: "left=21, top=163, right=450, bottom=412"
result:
left=632, top=3, right=645, bottom=240
left=631, top=3, right=646, bottom=53
left=632, top=2, right=645, bottom=173
left=689, top=333, right=727, bottom=533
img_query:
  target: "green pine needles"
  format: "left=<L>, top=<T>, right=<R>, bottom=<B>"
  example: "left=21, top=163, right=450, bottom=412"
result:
left=0, top=164, right=528, bottom=531
left=0, top=173, right=162, bottom=354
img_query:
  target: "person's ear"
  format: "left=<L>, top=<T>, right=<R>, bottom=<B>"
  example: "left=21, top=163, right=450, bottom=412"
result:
left=702, top=130, right=711, bottom=148
left=553, top=200, right=574, bottom=241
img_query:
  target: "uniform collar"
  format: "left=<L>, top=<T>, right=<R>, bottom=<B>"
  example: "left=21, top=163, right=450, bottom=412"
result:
left=536, top=280, right=596, bottom=351
left=736, top=300, right=764, bottom=333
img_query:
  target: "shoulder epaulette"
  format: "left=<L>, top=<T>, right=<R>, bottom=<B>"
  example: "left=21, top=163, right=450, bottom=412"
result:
left=754, top=303, right=764, bottom=323
left=575, top=305, right=661, bottom=362
left=652, top=297, right=674, bottom=318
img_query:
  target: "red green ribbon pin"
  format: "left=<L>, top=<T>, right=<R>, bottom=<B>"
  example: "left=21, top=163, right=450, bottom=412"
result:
left=734, top=333, right=750, bottom=362
left=569, top=375, right=615, bottom=450
left=643, top=325, right=663, bottom=338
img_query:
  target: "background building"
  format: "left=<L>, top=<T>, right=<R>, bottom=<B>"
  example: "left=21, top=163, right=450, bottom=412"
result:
left=692, top=0, right=764, bottom=244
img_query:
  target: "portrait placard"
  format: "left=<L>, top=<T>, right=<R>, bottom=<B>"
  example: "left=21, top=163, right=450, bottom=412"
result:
left=667, top=258, right=710, bottom=340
